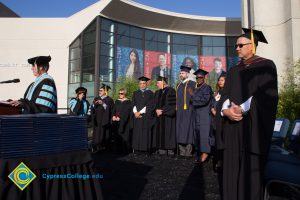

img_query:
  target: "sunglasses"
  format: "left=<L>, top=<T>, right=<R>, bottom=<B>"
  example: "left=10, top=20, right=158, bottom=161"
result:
left=119, top=92, right=125, bottom=95
left=234, top=43, right=251, bottom=49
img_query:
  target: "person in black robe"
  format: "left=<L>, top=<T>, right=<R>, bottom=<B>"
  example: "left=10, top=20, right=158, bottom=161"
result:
left=153, top=76, right=176, bottom=155
left=69, top=87, right=90, bottom=116
left=216, top=28, right=278, bottom=200
left=91, top=84, right=114, bottom=152
left=9, top=56, right=57, bottom=114
left=189, top=69, right=213, bottom=163
left=176, top=65, right=196, bottom=157
left=132, top=76, right=155, bottom=153
left=111, top=88, right=132, bottom=154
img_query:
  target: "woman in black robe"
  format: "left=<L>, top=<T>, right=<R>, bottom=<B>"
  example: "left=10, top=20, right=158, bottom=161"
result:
left=112, top=88, right=132, bottom=153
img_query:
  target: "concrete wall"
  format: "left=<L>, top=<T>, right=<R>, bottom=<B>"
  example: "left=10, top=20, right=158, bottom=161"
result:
left=242, top=0, right=300, bottom=84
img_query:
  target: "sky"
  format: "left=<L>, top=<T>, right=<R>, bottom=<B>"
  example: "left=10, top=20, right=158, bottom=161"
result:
left=0, top=0, right=241, bottom=18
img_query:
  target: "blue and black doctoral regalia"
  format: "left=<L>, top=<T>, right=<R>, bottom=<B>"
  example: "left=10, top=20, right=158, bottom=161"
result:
left=69, top=98, right=90, bottom=116
left=91, top=96, right=114, bottom=149
left=176, top=80, right=196, bottom=144
left=21, top=73, right=57, bottom=114
left=132, top=89, right=155, bottom=151
left=153, top=86, right=177, bottom=150
left=191, top=83, right=213, bottom=153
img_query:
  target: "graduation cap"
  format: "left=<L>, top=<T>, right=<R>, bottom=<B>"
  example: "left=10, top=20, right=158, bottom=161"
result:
left=156, top=76, right=168, bottom=83
left=100, top=84, right=111, bottom=91
left=240, top=28, right=268, bottom=54
left=193, top=68, right=208, bottom=77
left=75, top=87, right=87, bottom=94
left=180, top=65, right=191, bottom=73
left=138, top=76, right=150, bottom=82
left=28, top=56, right=51, bottom=66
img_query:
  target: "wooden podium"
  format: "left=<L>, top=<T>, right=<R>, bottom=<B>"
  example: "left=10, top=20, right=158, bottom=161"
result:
left=0, top=102, right=21, bottom=115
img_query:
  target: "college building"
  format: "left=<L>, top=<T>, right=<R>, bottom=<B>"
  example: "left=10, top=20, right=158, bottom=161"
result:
left=0, top=0, right=299, bottom=112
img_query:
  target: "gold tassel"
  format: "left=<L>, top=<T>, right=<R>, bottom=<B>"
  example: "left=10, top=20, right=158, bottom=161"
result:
left=251, top=29, right=256, bottom=55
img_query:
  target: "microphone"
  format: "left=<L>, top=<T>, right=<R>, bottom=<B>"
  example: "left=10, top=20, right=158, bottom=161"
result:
left=0, top=79, right=20, bottom=84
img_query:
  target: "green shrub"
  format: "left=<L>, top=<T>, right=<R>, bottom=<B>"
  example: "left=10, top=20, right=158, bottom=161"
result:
left=277, top=59, right=300, bottom=121
left=112, top=77, right=158, bottom=100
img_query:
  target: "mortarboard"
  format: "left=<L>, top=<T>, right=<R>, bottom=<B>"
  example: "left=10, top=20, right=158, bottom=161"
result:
left=138, top=76, right=150, bottom=81
left=156, top=76, right=168, bottom=83
left=100, top=84, right=111, bottom=91
left=240, top=28, right=268, bottom=55
left=75, top=87, right=87, bottom=94
left=193, top=68, right=208, bottom=77
left=180, top=65, right=191, bottom=73
left=28, top=56, right=51, bottom=66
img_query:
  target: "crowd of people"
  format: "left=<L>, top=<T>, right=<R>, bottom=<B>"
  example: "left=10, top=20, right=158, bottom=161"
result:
left=8, top=28, right=279, bottom=200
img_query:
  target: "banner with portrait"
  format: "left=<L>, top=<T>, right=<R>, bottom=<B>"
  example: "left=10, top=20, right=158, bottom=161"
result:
left=144, top=51, right=171, bottom=81
left=116, top=47, right=144, bottom=80
left=171, top=54, right=199, bottom=86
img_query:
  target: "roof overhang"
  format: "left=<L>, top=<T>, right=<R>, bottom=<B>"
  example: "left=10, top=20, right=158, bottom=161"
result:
left=99, top=0, right=241, bottom=36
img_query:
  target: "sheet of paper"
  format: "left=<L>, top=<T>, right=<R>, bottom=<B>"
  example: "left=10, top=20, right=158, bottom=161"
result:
left=273, top=120, right=283, bottom=132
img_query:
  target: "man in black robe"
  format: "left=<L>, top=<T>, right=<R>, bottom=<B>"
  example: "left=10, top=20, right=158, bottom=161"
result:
left=132, top=76, right=155, bottom=153
left=176, top=65, right=196, bottom=157
left=216, top=28, right=278, bottom=200
left=91, top=84, right=114, bottom=152
left=10, top=56, right=57, bottom=114
left=153, top=76, right=176, bottom=155
left=69, top=87, right=90, bottom=116
left=189, top=69, right=213, bottom=163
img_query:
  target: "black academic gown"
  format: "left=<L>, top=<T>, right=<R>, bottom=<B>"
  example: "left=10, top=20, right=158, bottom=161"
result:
left=91, top=96, right=114, bottom=149
left=132, top=89, right=155, bottom=151
left=176, top=80, right=196, bottom=144
left=21, top=73, right=57, bottom=114
left=153, top=86, right=177, bottom=150
left=112, top=99, right=132, bottom=152
left=216, top=56, right=278, bottom=200
left=191, top=83, right=213, bottom=153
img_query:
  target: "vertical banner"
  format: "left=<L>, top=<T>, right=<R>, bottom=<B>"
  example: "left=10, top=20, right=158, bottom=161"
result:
left=144, top=51, right=171, bottom=80
left=116, top=47, right=144, bottom=80
left=171, top=55, right=199, bottom=86
left=199, top=56, right=227, bottom=89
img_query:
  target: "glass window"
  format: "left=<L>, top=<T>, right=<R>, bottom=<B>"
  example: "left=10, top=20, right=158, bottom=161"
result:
left=186, top=45, right=198, bottom=55
left=227, top=36, right=237, bottom=46
left=173, top=34, right=198, bottom=45
left=69, top=59, right=80, bottom=72
left=157, top=32, right=169, bottom=43
left=213, top=47, right=226, bottom=56
left=130, top=26, right=143, bottom=39
left=117, top=35, right=130, bottom=47
left=82, top=43, right=95, bottom=56
left=101, top=31, right=114, bottom=44
left=212, top=37, right=226, bottom=46
left=68, top=83, right=80, bottom=98
left=83, top=31, right=96, bottom=45
left=100, top=56, right=114, bottom=70
left=85, top=21, right=96, bottom=32
left=202, top=36, right=213, bottom=46
left=117, top=24, right=130, bottom=36
left=173, top=34, right=185, bottom=44
left=101, top=18, right=114, bottom=32
left=130, top=38, right=143, bottom=49
left=70, top=38, right=80, bottom=48
left=82, top=56, right=95, bottom=68
left=69, top=72, right=81, bottom=84
left=173, top=44, right=185, bottom=54
left=99, top=70, right=114, bottom=82
left=100, top=43, right=114, bottom=57
left=81, top=82, right=95, bottom=98
left=157, top=42, right=169, bottom=52
left=145, top=30, right=156, bottom=41
left=202, top=47, right=213, bottom=56
left=70, top=48, right=80, bottom=60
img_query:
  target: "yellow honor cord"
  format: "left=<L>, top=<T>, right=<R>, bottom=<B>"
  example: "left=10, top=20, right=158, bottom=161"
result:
left=175, top=83, right=180, bottom=110
left=251, top=29, right=256, bottom=55
left=183, top=80, right=189, bottom=110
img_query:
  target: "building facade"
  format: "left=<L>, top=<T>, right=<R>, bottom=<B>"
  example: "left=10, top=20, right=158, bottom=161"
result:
left=1, top=0, right=244, bottom=111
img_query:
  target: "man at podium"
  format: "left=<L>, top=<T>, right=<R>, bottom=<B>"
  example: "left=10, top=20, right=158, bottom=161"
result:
left=9, top=55, right=57, bottom=114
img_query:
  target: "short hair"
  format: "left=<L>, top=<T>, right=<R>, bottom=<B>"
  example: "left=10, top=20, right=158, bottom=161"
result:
left=213, top=58, right=222, bottom=63
left=119, top=88, right=127, bottom=95
left=38, top=63, right=49, bottom=72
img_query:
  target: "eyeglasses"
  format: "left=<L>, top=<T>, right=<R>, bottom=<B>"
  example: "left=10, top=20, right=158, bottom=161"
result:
left=234, top=43, right=251, bottom=49
left=196, top=76, right=204, bottom=79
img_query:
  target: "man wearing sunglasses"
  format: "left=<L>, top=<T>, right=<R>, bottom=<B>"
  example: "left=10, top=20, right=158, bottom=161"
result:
left=216, top=28, right=278, bottom=200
